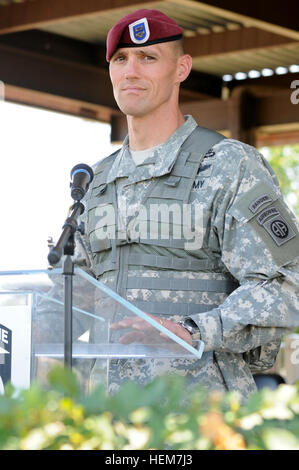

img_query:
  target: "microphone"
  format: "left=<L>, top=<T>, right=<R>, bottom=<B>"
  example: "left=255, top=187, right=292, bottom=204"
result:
left=70, top=163, right=94, bottom=201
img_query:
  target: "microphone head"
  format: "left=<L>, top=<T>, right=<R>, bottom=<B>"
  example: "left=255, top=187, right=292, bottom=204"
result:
left=70, top=163, right=94, bottom=182
left=70, top=163, right=94, bottom=201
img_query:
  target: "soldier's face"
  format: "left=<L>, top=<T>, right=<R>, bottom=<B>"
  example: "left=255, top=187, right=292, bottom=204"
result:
left=109, top=43, right=188, bottom=118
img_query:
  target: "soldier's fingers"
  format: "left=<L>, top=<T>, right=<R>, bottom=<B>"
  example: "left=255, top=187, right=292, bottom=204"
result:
left=119, top=331, right=145, bottom=344
left=121, top=315, right=158, bottom=330
left=110, top=316, right=138, bottom=329
left=111, top=315, right=170, bottom=331
left=159, top=324, right=193, bottom=345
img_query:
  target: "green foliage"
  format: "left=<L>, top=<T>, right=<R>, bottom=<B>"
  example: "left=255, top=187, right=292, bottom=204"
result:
left=0, top=366, right=298, bottom=450
left=260, top=144, right=299, bottom=218
left=260, top=145, right=299, bottom=335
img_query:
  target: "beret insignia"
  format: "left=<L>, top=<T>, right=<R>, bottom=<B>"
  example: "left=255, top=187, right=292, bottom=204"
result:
left=129, top=18, right=150, bottom=44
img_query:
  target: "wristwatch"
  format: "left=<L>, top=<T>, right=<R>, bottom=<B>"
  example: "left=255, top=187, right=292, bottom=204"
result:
left=178, top=318, right=201, bottom=340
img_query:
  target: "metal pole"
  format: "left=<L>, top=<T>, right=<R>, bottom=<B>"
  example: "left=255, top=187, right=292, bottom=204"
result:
left=63, top=254, right=74, bottom=368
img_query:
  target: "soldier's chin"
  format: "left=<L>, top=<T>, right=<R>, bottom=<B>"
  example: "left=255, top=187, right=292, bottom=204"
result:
left=117, top=101, right=148, bottom=118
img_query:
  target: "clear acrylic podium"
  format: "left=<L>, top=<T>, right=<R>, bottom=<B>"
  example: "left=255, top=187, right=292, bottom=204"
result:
left=0, top=267, right=204, bottom=393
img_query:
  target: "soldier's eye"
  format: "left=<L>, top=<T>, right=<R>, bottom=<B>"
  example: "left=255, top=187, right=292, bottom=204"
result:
left=113, top=55, right=126, bottom=63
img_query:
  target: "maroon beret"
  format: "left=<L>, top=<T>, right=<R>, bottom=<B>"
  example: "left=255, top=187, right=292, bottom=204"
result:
left=106, top=9, right=183, bottom=62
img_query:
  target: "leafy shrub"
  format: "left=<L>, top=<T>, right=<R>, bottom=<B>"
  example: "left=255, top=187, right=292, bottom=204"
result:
left=0, top=366, right=298, bottom=450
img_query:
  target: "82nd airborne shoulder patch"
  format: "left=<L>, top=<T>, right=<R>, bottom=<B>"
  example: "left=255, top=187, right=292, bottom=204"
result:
left=230, top=181, right=299, bottom=266
left=262, top=212, right=296, bottom=247
left=251, top=201, right=299, bottom=266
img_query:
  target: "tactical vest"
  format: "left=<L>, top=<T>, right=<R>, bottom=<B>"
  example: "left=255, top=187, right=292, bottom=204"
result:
left=85, top=125, right=280, bottom=374
left=86, top=126, right=239, bottom=314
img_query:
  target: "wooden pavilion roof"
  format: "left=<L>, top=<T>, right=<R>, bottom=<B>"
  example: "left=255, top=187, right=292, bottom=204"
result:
left=0, top=0, right=298, bottom=145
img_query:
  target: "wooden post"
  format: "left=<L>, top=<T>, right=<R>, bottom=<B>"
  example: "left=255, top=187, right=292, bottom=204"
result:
left=228, top=86, right=257, bottom=146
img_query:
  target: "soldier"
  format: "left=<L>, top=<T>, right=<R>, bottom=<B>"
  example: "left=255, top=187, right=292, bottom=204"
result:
left=61, top=9, right=299, bottom=398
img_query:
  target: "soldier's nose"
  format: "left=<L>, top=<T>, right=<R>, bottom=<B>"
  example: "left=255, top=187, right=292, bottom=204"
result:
left=123, top=57, right=140, bottom=79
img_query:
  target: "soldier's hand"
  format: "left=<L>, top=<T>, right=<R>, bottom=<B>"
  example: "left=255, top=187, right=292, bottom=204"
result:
left=110, top=314, right=193, bottom=345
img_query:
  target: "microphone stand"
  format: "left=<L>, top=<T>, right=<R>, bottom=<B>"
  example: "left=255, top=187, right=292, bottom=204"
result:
left=48, top=202, right=85, bottom=369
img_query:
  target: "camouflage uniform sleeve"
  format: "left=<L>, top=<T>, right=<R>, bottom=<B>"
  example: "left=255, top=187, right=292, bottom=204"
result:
left=190, top=140, right=299, bottom=354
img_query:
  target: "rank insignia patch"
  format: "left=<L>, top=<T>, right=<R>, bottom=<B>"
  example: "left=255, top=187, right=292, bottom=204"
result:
left=129, top=18, right=150, bottom=44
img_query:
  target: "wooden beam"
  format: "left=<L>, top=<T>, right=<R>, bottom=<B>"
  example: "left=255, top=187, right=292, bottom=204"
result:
left=0, top=42, right=117, bottom=110
left=1, top=0, right=298, bottom=44
left=180, top=82, right=299, bottom=131
left=0, top=29, right=108, bottom=68
left=257, top=130, right=299, bottom=147
left=184, top=27, right=297, bottom=59
left=178, top=0, right=299, bottom=41
left=195, top=0, right=299, bottom=36
left=3, top=84, right=117, bottom=123
left=0, top=0, right=161, bottom=35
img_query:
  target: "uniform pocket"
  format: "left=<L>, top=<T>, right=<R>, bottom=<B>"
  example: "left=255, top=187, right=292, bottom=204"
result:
left=243, top=340, right=281, bottom=372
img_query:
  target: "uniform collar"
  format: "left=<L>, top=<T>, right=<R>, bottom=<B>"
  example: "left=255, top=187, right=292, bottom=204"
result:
left=107, top=115, right=197, bottom=185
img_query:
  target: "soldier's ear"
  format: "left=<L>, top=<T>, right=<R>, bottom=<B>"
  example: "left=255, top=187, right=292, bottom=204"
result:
left=176, top=54, right=192, bottom=83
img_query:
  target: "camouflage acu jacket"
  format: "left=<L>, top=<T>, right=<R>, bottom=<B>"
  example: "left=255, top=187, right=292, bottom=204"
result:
left=72, top=115, right=299, bottom=398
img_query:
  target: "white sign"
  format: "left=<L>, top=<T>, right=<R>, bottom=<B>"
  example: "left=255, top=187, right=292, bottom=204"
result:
left=0, top=305, right=32, bottom=391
